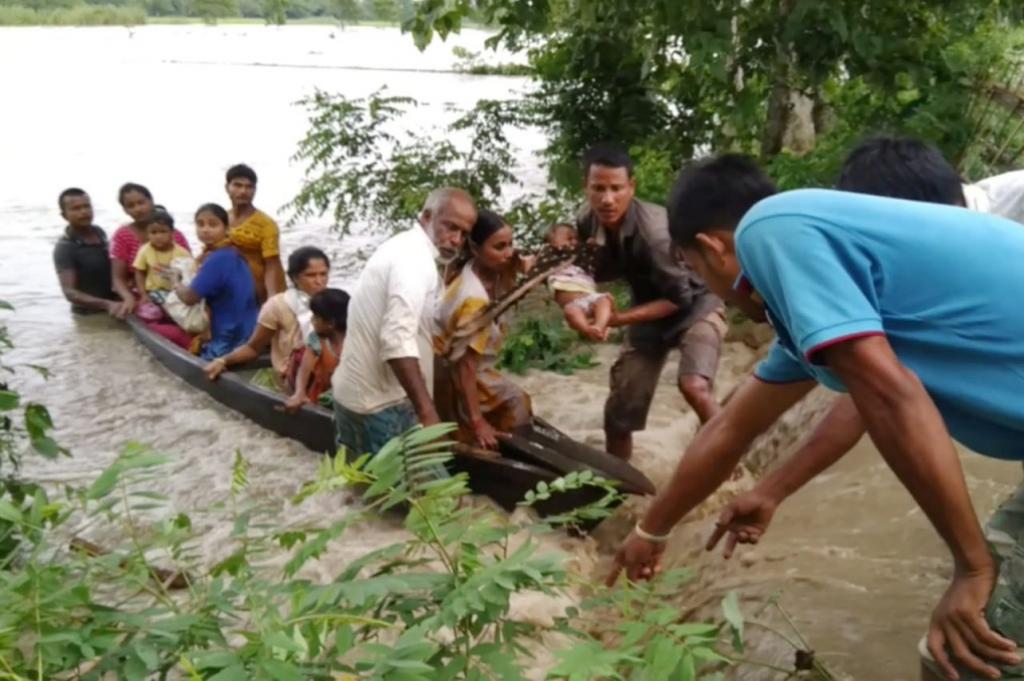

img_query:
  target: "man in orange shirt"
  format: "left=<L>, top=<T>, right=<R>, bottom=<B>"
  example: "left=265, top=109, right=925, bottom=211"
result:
left=225, top=163, right=286, bottom=302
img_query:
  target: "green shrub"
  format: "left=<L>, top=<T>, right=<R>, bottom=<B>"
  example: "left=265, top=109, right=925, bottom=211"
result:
left=0, top=4, right=36, bottom=22
left=0, top=300, right=833, bottom=680
left=498, top=314, right=599, bottom=375
left=0, top=3, right=146, bottom=24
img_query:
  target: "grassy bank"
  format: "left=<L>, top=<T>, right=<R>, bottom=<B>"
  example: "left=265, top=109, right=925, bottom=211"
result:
left=0, top=11, right=403, bottom=26
left=147, top=15, right=399, bottom=26
left=0, top=10, right=498, bottom=29
left=0, top=4, right=145, bottom=25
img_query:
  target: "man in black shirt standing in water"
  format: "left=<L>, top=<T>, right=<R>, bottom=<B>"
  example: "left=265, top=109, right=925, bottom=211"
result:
left=52, top=188, right=133, bottom=317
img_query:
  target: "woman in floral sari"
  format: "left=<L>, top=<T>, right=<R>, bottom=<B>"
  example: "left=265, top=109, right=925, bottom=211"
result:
left=433, top=209, right=532, bottom=449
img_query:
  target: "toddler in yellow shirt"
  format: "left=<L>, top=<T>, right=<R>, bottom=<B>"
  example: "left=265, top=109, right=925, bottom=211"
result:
left=132, top=209, right=194, bottom=302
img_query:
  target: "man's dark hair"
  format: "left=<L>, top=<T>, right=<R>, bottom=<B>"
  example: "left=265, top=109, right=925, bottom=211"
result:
left=58, top=187, right=88, bottom=211
left=310, top=288, right=351, bottom=332
left=582, top=143, right=634, bottom=178
left=226, top=163, right=258, bottom=185
left=837, top=135, right=965, bottom=206
left=668, top=154, right=777, bottom=247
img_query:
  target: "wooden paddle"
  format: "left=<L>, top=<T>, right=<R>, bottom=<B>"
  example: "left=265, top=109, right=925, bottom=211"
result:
left=439, top=245, right=578, bottom=360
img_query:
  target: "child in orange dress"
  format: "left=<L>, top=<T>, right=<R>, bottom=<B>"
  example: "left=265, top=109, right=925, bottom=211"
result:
left=284, top=288, right=350, bottom=412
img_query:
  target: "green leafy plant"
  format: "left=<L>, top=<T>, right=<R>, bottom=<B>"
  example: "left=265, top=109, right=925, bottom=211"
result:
left=0, top=421, right=622, bottom=679
left=0, top=300, right=68, bottom=567
left=498, top=315, right=599, bottom=376
left=288, top=88, right=577, bottom=248
left=404, top=0, right=1015, bottom=191
left=0, top=413, right=834, bottom=679
left=451, top=45, right=533, bottom=76
left=552, top=572, right=836, bottom=680
left=0, top=303, right=835, bottom=680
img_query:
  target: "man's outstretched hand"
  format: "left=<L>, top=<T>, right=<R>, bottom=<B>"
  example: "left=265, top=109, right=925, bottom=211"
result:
left=705, top=489, right=779, bottom=558
left=605, top=532, right=666, bottom=586
left=927, top=567, right=1020, bottom=681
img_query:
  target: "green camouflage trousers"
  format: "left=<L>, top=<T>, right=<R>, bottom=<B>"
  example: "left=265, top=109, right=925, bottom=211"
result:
left=922, top=480, right=1024, bottom=679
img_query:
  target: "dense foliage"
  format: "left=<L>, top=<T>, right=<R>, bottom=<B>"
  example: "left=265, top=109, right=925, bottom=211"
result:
left=0, top=302, right=838, bottom=679
left=0, top=300, right=67, bottom=566
left=497, top=315, right=598, bottom=376
left=405, top=0, right=1022, bottom=190
left=0, top=0, right=416, bottom=24
left=289, top=88, right=571, bottom=248
left=284, top=3, right=1022, bottom=262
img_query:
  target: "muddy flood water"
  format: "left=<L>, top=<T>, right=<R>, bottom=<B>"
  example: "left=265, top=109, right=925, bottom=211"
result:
left=2, top=24, right=1020, bottom=680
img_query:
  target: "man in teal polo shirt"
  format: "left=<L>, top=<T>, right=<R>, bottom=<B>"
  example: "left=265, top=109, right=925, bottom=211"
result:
left=608, top=153, right=1024, bottom=680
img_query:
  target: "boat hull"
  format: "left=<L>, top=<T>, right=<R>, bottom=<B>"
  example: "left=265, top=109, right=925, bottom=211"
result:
left=126, top=317, right=653, bottom=518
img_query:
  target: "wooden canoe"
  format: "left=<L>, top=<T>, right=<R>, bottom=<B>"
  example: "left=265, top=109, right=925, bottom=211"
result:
left=126, top=317, right=654, bottom=516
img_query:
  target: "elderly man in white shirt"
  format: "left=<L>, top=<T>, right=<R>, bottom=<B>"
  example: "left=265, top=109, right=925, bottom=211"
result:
left=332, top=187, right=477, bottom=456
left=963, top=168, right=1024, bottom=224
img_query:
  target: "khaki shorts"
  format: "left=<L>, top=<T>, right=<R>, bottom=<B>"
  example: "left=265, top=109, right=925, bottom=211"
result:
left=604, top=307, right=726, bottom=434
left=920, top=478, right=1024, bottom=680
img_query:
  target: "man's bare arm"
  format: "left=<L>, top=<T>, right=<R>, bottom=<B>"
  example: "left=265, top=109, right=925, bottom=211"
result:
left=823, top=335, right=1017, bottom=679
left=607, top=376, right=815, bottom=584
left=264, top=257, right=285, bottom=298
left=610, top=299, right=678, bottom=327
left=759, top=395, right=864, bottom=500
left=387, top=357, right=439, bottom=427
left=708, top=394, right=866, bottom=556
left=57, top=269, right=120, bottom=314
left=824, top=337, right=988, bottom=571
left=640, top=377, right=815, bottom=535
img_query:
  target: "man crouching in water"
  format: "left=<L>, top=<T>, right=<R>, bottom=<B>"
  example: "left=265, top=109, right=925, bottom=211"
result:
left=608, top=140, right=1024, bottom=681
left=331, top=188, right=476, bottom=457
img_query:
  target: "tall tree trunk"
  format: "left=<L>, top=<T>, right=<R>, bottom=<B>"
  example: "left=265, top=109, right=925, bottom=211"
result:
left=811, top=90, right=835, bottom=138
left=760, top=0, right=796, bottom=159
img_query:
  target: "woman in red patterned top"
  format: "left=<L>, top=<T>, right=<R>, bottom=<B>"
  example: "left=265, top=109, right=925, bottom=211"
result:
left=110, top=182, right=191, bottom=307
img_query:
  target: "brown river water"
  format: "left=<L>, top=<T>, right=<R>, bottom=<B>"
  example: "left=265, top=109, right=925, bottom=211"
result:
left=2, top=25, right=1020, bottom=680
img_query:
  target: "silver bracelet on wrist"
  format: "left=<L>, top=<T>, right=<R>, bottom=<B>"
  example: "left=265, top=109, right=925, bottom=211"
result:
left=633, top=522, right=671, bottom=544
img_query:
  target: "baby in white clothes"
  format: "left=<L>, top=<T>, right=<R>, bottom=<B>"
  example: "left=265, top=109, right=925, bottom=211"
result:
left=545, top=223, right=614, bottom=341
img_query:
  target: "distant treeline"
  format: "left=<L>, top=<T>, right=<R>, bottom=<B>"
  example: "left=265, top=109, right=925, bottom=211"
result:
left=0, top=0, right=426, bottom=25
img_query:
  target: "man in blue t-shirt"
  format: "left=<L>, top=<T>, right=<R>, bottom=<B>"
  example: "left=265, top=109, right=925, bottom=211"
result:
left=608, top=143, right=1024, bottom=681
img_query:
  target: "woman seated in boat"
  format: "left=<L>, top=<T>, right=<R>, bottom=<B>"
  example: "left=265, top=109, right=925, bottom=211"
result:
left=433, top=209, right=532, bottom=449
left=173, top=203, right=258, bottom=359
left=203, top=246, right=330, bottom=391
left=110, top=182, right=191, bottom=304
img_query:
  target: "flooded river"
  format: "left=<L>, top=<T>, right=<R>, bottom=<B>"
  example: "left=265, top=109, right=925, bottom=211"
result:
left=0, top=22, right=540, bottom=578
left=2, top=24, right=1020, bottom=681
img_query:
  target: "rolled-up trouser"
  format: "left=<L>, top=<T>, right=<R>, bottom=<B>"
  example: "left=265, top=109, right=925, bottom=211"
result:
left=604, top=307, right=726, bottom=434
left=920, top=478, right=1024, bottom=680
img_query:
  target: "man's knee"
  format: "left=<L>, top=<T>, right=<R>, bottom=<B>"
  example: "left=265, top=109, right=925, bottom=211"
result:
left=679, top=373, right=713, bottom=403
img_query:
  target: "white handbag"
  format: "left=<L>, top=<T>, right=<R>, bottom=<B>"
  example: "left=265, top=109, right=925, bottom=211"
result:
left=161, top=256, right=208, bottom=334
